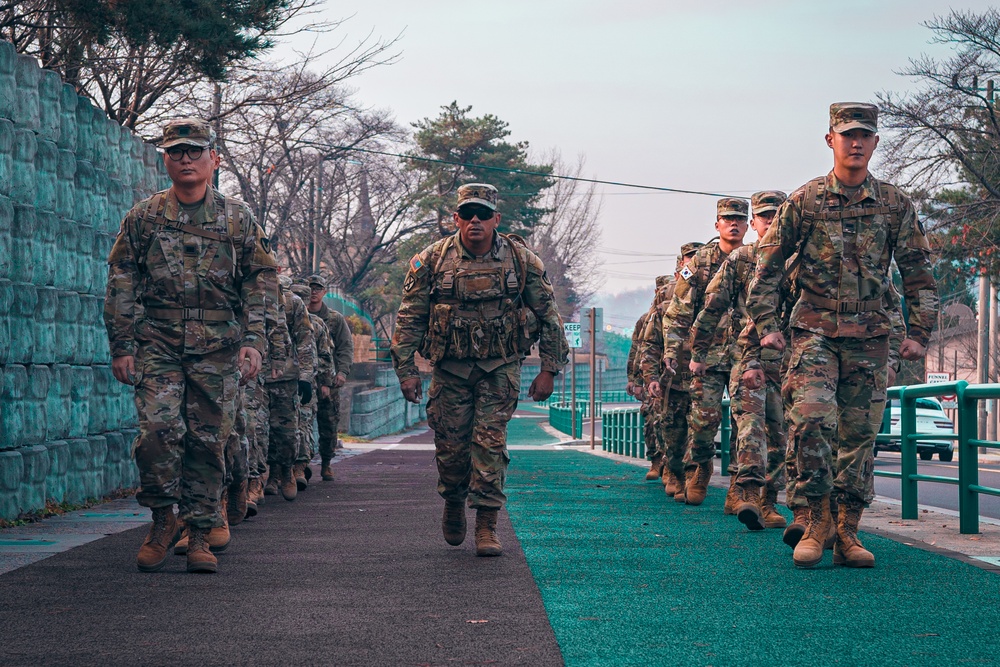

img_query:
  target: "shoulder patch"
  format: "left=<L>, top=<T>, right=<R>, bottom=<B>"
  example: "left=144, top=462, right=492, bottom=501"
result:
left=409, top=254, right=424, bottom=273
left=679, top=266, right=694, bottom=281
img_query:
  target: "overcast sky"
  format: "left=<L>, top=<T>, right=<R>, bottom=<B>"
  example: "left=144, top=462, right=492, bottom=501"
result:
left=289, top=1, right=991, bottom=294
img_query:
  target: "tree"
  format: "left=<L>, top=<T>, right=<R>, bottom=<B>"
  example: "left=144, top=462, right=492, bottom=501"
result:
left=410, top=102, right=553, bottom=237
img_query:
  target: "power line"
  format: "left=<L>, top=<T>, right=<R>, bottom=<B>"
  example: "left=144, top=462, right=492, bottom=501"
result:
left=301, top=140, right=746, bottom=200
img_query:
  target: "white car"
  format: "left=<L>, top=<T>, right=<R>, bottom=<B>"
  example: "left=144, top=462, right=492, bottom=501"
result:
left=877, top=396, right=955, bottom=462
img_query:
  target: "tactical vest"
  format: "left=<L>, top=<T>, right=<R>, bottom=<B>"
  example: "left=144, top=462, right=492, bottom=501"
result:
left=136, top=190, right=245, bottom=322
left=794, top=178, right=902, bottom=314
left=419, top=234, right=533, bottom=363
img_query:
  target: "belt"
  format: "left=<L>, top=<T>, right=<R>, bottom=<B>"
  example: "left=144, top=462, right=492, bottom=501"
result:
left=145, top=307, right=235, bottom=321
left=799, top=291, right=882, bottom=314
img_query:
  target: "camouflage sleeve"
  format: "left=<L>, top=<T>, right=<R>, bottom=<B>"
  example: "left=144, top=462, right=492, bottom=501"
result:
left=290, top=296, right=315, bottom=382
left=691, top=255, right=738, bottom=364
left=638, top=306, right=665, bottom=385
left=747, top=197, right=800, bottom=339
left=522, top=250, right=569, bottom=374
left=892, top=199, right=939, bottom=347
left=238, top=214, right=278, bottom=356
left=885, top=283, right=906, bottom=374
left=663, top=255, right=705, bottom=360
left=104, top=205, right=143, bottom=358
left=739, top=319, right=763, bottom=371
left=329, top=311, right=355, bottom=378
left=263, top=271, right=286, bottom=363
left=314, top=319, right=335, bottom=387
left=627, top=313, right=648, bottom=383
left=391, top=250, right=433, bottom=382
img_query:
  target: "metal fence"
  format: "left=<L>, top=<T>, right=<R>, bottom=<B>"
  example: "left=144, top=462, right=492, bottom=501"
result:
left=549, top=402, right=584, bottom=439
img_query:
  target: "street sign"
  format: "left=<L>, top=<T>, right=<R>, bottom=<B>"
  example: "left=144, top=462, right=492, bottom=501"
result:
left=926, top=372, right=957, bottom=409
left=564, top=322, right=582, bottom=348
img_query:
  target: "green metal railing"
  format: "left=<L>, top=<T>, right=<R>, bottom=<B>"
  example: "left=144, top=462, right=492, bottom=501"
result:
left=369, top=337, right=392, bottom=363
left=598, top=398, right=733, bottom=464
left=549, top=402, right=584, bottom=439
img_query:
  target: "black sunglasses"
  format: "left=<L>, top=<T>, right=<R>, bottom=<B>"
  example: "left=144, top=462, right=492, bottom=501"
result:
left=457, top=205, right=495, bottom=221
left=165, top=146, right=208, bottom=162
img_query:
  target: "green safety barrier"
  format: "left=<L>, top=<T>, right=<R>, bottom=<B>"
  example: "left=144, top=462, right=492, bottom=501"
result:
left=598, top=398, right=733, bottom=463
left=369, top=337, right=391, bottom=363
left=549, top=402, right=583, bottom=439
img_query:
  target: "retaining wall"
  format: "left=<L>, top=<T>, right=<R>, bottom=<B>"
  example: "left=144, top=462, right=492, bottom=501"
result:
left=349, top=366, right=428, bottom=439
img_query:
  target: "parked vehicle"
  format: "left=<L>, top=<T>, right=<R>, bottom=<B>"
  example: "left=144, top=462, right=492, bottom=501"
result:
left=877, top=397, right=955, bottom=462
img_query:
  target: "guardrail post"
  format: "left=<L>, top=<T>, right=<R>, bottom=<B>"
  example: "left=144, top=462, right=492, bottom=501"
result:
left=899, top=386, right=918, bottom=520
left=957, top=381, right=979, bottom=534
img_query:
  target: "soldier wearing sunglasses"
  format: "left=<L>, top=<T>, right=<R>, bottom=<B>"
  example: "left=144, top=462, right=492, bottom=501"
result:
left=391, top=183, right=568, bottom=557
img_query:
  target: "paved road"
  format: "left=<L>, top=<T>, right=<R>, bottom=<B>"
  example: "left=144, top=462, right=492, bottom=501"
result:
left=873, top=451, right=1000, bottom=518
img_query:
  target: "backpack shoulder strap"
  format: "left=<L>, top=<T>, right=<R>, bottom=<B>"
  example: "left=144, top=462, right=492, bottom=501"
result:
left=137, top=192, right=167, bottom=267
left=783, top=178, right=825, bottom=279
left=500, top=233, right=529, bottom=299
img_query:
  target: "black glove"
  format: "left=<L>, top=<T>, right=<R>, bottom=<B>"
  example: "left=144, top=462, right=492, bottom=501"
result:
left=298, top=380, right=313, bottom=405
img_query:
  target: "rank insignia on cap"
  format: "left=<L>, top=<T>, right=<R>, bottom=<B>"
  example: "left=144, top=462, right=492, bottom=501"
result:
left=409, top=255, right=423, bottom=272
left=680, top=266, right=694, bottom=281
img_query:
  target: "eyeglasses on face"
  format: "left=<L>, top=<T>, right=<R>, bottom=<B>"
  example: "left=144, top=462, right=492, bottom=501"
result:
left=165, top=146, right=208, bottom=162
left=457, top=205, right=495, bottom=221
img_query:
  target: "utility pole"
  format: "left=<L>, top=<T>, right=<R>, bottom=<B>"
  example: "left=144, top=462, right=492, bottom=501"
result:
left=212, top=82, right=222, bottom=189
left=589, top=307, right=597, bottom=450
left=314, top=153, right=323, bottom=273
left=978, top=273, right=990, bottom=442
left=990, top=282, right=998, bottom=442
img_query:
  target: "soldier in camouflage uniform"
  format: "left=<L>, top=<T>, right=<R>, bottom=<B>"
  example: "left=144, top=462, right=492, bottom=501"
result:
left=628, top=309, right=660, bottom=479
left=655, top=200, right=748, bottom=506
left=259, top=274, right=314, bottom=501
left=747, top=103, right=938, bottom=568
left=641, top=242, right=703, bottom=498
left=105, top=117, right=275, bottom=574
left=291, top=282, right=334, bottom=489
left=691, top=191, right=788, bottom=530
left=392, top=183, right=568, bottom=557
left=307, top=274, right=354, bottom=481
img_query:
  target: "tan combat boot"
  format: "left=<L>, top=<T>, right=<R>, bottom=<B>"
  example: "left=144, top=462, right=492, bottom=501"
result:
left=293, top=463, right=308, bottom=491
left=735, top=483, right=765, bottom=531
left=783, top=506, right=809, bottom=548
left=663, top=469, right=683, bottom=497
left=645, top=453, right=663, bottom=481
left=684, top=462, right=713, bottom=506
left=833, top=495, right=875, bottom=568
left=280, top=466, right=297, bottom=501
left=321, top=460, right=334, bottom=482
left=247, top=477, right=264, bottom=514
left=136, top=507, right=181, bottom=572
left=723, top=474, right=739, bottom=515
left=186, top=527, right=218, bottom=574
left=474, top=508, right=502, bottom=557
left=792, top=494, right=832, bottom=568
left=228, top=480, right=248, bottom=526
left=206, top=492, right=231, bottom=552
left=264, top=468, right=278, bottom=496
left=761, top=485, right=787, bottom=529
left=442, top=501, right=467, bottom=546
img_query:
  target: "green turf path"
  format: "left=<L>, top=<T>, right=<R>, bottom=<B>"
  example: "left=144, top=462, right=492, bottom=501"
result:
left=506, top=413, right=562, bottom=446
left=505, top=450, right=1000, bottom=667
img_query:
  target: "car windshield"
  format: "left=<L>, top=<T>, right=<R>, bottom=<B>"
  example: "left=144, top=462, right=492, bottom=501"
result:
left=889, top=398, right=943, bottom=411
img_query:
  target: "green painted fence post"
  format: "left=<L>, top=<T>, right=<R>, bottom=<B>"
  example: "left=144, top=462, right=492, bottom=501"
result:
left=957, top=381, right=979, bottom=534
left=899, top=386, right=918, bottom=520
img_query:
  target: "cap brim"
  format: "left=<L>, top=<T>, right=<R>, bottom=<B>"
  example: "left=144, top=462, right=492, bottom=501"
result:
left=309, top=282, right=325, bottom=289
left=719, top=213, right=748, bottom=219
left=752, top=205, right=780, bottom=214
left=457, top=199, right=496, bottom=210
left=160, top=138, right=212, bottom=149
left=833, top=122, right=877, bottom=134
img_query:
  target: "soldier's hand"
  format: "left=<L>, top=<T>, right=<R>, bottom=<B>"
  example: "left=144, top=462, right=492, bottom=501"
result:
left=335, top=372, right=347, bottom=388
left=887, top=367, right=897, bottom=388
left=626, top=381, right=635, bottom=397
left=529, top=371, right=556, bottom=401
left=899, top=338, right=927, bottom=361
left=320, top=385, right=331, bottom=399
left=689, top=361, right=707, bottom=377
left=401, top=377, right=422, bottom=403
left=742, top=368, right=765, bottom=390
left=635, top=386, right=647, bottom=401
left=112, top=355, right=136, bottom=385
left=298, top=380, right=313, bottom=405
left=761, top=332, right=786, bottom=352
left=647, top=381, right=660, bottom=398
left=239, top=347, right=262, bottom=381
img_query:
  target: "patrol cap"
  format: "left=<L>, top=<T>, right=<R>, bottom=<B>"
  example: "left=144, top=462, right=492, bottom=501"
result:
left=680, top=242, right=704, bottom=257
left=290, top=284, right=311, bottom=299
left=456, top=183, right=498, bottom=211
left=717, top=198, right=749, bottom=219
left=278, top=274, right=292, bottom=290
left=829, top=102, right=878, bottom=134
left=655, top=275, right=669, bottom=289
left=308, top=274, right=327, bottom=289
left=160, top=117, right=216, bottom=149
left=751, top=190, right=787, bottom=215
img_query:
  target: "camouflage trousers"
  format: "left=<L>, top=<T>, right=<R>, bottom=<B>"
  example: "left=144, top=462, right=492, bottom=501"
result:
left=642, top=401, right=659, bottom=460
left=785, top=330, right=887, bottom=504
left=683, top=367, right=735, bottom=470
left=426, top=361, right=521, bottom=510
left=316, top=388, right=340, bottom=462
left=653, top=388, right=691, bottom=480
left=731, top=357, right=786, bottom=490
left=223, top=382, right=250, bottom=487
left=132, top=342, right=237, bottom=529
left=247, top=379, right=267, bottom=479
left=260, top=378, right=300, bottom=470
left=296, top=391, right=317, bottom=464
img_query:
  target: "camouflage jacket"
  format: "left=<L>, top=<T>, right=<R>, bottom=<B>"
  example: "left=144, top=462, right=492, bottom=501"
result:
left=691, top=242, right=758, bottom=365
left=308, top=312, right=335, bottom=388
left=391, top=231, right=568, bottom=381
left=639, top=278, right=692, bottom=392
left=312, top=301, right=354, bottom=378
left=104, top=186, right=276, bottom=356
left=263, top=287, right=314, bottom=384
left=627, top=311, right=649, bottom=384
left=662, top=240, right=735, bottom=369
left=747, top=172, right=938, bottom=346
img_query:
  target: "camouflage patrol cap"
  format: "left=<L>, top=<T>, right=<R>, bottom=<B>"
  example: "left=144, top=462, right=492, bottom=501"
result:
left=308, top=274, right=327, bottom=289
left=751, top=190, right=787, bottom=215
left=456, top=183, right=498, bottom=211
left=655, top=275, right=670, bottom=289
left=290, top=283, right=311, bottom=299
left=160, top=117, right=216, bottom=149
left=830, top=102, right=878, bottom=134
left=680, top=242, right=704, bottom=257
left=278, top=274, right=292, bottom=290
left=717, top=198, right=749, bottom=219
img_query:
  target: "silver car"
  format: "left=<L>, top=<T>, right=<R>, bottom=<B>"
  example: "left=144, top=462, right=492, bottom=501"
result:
left=877, top=396, right=955, bottom=462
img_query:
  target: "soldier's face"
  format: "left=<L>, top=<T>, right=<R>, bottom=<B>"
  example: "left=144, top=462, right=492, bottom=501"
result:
left=716, top=215, right=748, bottom=244
left=163, top=144, right=217, bottom=188
left=309, top=285, right=324, bottom=306
left=751, top=211, right=776, bottom=238
left=826, top=128, right=878, bottom=171
left=454, top=207, right=500, bottom=247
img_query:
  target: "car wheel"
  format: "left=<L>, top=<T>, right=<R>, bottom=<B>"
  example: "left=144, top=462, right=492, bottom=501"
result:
left=919, top=450, right=934, bottom=461
left=939, top=449, right=954, bottom=463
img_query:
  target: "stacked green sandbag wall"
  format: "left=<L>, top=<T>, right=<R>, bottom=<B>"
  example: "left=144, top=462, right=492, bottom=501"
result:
left=0, top=43, right=169, bottom=519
